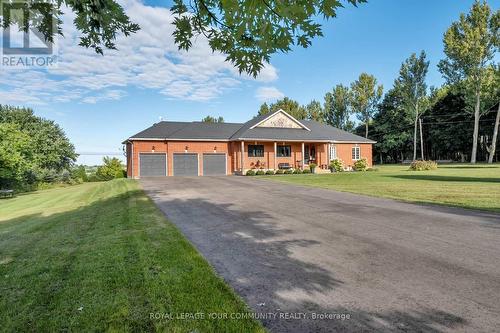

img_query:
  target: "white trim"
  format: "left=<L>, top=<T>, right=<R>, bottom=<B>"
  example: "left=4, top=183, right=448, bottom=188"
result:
left=202, top=153, right=228, bottom=176
left=249, top=109, right=311, bottom=131
left=172, top=152, right=199, bottom=176
left=329, top=144, right=337, bottom=161
left=138, top=152, right=168, bottom=178
left=352, top=146, right=361, bottom=161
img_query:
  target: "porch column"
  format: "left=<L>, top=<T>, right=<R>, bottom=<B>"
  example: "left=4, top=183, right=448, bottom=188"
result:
left=274, top=141, right=277, bottom=170
left=241, top=141, right=244, bottom=173
left=301, top=142, right=305, bottom=170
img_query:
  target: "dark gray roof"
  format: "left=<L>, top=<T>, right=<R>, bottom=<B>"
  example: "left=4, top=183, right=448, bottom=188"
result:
left=231, top=119, right=374, bottom=142
left=128, top=121, right=242, bottom=141
left=126, top=111, right=374, bottom=143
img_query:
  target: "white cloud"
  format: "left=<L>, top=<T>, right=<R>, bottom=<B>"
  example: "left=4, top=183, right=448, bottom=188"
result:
left=0, top=0, right=279, bottom=105
left=256, top=86, right=285, bottom=102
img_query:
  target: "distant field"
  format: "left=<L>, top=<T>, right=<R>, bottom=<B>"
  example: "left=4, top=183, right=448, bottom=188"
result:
left=264, top=164, right=500, bottom=212
left=0, top=180, right=264, bottom=332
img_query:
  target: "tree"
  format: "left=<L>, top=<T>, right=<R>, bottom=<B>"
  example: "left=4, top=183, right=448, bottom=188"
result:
left=0, top=105, right=77, bottom=171
left=1, top=1, right=365, bottom=77
left=258, top=103, right=270, bottom=116
left=484, top=65, right=500, bottom=163
left=370, top=88, right=413, bottom=163
left=0, top=105, right=77, bottom=188
left=96, top=157, right=125, bottom=181
left=305, top=100, right=324, bottom=122
left=350, top=73, right=383, bottom=138
left=395, top=51, right=430, bottom=161
left=324, top=84, right=354, bottom=131
left=0, top=123, right=33, bottom=189
left=257, top=97, right=307, bottom=120
left=201, top=115, right=224, bottom=123
left=438, top=0, right=500, bottom=163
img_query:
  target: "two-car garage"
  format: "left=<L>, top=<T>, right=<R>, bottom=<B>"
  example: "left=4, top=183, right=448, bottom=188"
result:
left=139, top=153, right=226, bottom=177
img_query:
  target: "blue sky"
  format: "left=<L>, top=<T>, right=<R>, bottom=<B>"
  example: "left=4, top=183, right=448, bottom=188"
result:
left=1, top=0, right=497, bottom=165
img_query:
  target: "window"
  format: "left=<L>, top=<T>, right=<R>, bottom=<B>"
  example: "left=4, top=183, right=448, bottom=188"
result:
left=248, top=145, right=264, bottom=157
left=277, top=145, right=291, bottom=157
left=329, top=144, right=337, bottom=160
left=352, top=146, right=360, bottom=160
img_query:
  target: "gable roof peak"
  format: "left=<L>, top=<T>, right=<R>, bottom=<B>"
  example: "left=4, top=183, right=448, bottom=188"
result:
left=249, top=108, right=310, bottom=131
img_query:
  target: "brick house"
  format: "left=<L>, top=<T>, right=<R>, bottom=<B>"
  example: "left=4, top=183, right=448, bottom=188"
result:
left=123, top=109, right=375, bottom=177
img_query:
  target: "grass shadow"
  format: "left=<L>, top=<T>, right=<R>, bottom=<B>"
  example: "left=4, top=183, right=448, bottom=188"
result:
left=387, top=174, right=500, bottom=183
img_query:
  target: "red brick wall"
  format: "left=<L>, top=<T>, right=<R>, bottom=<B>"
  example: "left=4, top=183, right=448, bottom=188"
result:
left=335, top=143, right=373, bottom=168
left=127, top=140, right=373, bottom=177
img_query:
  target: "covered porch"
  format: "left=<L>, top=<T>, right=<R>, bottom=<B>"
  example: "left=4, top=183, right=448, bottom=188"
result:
left=234, top=140, right=332, bottom=173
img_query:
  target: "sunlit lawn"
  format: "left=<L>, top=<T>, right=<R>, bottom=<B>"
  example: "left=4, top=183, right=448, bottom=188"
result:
left=0, top=180, right=264, bottom=332
left=263, top=164, right=500, bottom=212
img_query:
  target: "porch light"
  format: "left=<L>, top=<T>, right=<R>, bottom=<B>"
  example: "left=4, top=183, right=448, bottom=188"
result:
left=213, top=146, right=217, bottom=153
left=185, top=145, right=188, bottom=153
left=151, top=145, right=155, bottom=153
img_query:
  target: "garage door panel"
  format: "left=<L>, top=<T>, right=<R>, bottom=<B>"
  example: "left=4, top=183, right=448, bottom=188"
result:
left=203, top=154, right=226, bottom=176
left=173, top=154, right=198, bottom=176
left=140, top=153, right=166, bottom=177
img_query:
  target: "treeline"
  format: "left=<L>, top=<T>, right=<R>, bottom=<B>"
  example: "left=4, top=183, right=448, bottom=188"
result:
left=258, top=1, right=500, bottom=164
left=0, top=105, right=78, bottom=190
left=0, top=105, right=126, bottom=190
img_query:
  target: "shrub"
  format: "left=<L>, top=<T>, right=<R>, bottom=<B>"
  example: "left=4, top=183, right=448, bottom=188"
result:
left=409, top=160, right=438, bottom=171
left=265, top=170, right=275, bottom=175
left=284, top=169, right=294, bottom=174
left=96, top=157, right=125, bottom=181
left=275, top=169, right=284, bottom=174
left=309, top=163, right=317, bottom=173
left=293, top=169, right=302, bottom=174
left=71, top=165, right=88, bottom=182
left=255, top=170, right=265, bottom=175
left=245, top=170, right=255, bottom=176
left=353, top=158, right=368, bottom=171
left=329, top=159, right=343, bottom=172
left=302, top=169, right=311, bottom=174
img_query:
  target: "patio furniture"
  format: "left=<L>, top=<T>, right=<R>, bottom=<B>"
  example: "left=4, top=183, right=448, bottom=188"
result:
left=278, top=163, right=292, bottom=170
left=0, top=189, right=14, bottom=198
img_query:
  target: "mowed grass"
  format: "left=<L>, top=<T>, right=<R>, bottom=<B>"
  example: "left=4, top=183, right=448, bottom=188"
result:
left=0, top=180, right=264, bottom=332
left=264, top=164, right=500, bottom=212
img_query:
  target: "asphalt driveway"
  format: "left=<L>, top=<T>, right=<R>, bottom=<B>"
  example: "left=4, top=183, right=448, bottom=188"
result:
left=141, top=176, right=500, bottom=332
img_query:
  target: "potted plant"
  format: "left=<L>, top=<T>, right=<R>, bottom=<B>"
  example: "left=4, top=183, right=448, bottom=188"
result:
left=309, top=163, right=317, bottom=173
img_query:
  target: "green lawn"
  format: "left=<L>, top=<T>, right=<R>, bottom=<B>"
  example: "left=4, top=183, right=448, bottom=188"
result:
left=264, top=164, right=500, bottom=212
left=0, top=180, right=264, bottom=332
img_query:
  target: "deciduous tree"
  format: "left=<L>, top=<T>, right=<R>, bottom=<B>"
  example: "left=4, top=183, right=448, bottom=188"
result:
left=350, top=73, right=383, bottom=138
left=438, top=0, right=500, bottom=163
left=305, top=100, right=324, bottom=122
left=201, top=115, right=224, bottom=123
left=0, top=0, right=365, bottom=76
left=257, top=97, right=307, bottom=120
left=395, top=51, right=429, bottom=161
left=324, top=84, right=354, bottom=131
